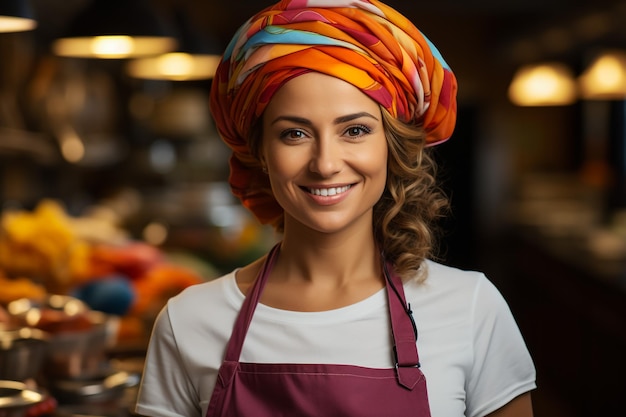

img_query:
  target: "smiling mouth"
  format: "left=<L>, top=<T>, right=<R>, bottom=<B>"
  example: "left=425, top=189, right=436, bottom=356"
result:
left=306, top=185, right=352, bottom=196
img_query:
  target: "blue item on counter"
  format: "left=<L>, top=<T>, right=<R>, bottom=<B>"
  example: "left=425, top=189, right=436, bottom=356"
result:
left=73, top=275, right=135, bottom=316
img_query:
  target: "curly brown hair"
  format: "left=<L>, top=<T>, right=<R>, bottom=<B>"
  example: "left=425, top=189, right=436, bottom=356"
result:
left=374, top=108, right=450, bottom=281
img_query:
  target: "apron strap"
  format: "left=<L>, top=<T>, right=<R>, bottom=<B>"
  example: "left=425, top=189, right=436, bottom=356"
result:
left=222, top=243, right=422, bottom=390
left=223, top=243, right=281, bottom=362
left=383, top=261, right=422, bottom=390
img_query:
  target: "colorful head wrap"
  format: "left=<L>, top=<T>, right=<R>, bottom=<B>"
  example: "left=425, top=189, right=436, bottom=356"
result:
left=210, top=0, right=458, bottom=224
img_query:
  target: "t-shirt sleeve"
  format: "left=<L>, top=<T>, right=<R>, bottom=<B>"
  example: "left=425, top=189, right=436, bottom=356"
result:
left=465, top=276, right=536, bottom=417
left=135, top=305, right=202, bottom=417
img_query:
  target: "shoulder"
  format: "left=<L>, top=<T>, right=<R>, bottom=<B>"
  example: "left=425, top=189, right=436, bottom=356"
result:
left=405, top=261, right=536, bottom=417
left=148, top=270, right=244, bottom=365
left=172, top=270, right=237, bottom=301
left=402, top=260, right=512, bottom=335
left=404, top=259, right=496, bottom=303
left=165, top=270, right=242, bottom=328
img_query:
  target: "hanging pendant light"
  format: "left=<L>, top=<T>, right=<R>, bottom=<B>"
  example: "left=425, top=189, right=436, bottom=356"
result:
left=508, top=62, right=578, bottom=106
left=127, top=9, right=221, bottom=81
left=52, top=0, right=177, bottom=59
left=127, top=52, right=220, bottom=81
left=0, top=0, right=36, bottom=33
left=579, top=50, right=626, bottom=100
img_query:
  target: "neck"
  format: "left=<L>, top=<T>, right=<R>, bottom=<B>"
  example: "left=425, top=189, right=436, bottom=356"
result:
left=276, top=219, right=382, bottom=286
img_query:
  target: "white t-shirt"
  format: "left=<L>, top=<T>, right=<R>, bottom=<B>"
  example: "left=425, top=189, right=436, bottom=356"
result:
left=135, top=260, right=536, bottom=417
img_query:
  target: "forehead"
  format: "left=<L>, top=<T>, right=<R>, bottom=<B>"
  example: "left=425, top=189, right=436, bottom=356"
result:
left=263, top=72, right=381, bottom=120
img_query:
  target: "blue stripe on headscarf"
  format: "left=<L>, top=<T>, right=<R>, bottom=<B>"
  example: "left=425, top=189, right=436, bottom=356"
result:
left=236, top=26, right=363, bottom=61
left=420, top=30, right=451, bottom=70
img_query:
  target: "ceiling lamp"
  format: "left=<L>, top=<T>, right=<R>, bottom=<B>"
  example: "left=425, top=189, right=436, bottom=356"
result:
left=508, top=62, right=578, bottom=106
left=0, top=0, right=36, bottom=33
left=127, top=10, right=221, bottom=81
left=127, top=52, right=221, bottom=81
left=579, top=50, right=626, bottom=100
left=52, top=0, right=177, bottom=59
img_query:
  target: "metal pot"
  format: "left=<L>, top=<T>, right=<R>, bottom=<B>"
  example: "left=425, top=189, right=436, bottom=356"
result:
left=7, top=296, right=112, bottom=379
left=48, top=370, right=138, bottom=405
left=0, top=380, right=44, bottom=417
left=44, top=310, right=110, bottom=379
left=0, top=325, right=48, bottom=382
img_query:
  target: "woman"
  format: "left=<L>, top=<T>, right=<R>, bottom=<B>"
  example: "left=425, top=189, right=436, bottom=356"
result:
left=134, top=1, right=536, bottom=416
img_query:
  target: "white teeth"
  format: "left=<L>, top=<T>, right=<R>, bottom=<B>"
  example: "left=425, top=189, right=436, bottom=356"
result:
left=308, top=185, right=351, bottom=196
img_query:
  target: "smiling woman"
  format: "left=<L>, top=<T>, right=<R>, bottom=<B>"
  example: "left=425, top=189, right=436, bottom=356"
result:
left=260, top=72, right=388, bottom=236
left=135, top=1, right=536, bottom=417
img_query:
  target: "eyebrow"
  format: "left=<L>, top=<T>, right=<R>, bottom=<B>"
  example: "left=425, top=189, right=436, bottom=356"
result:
left=269, top=112, right=379, bottom=126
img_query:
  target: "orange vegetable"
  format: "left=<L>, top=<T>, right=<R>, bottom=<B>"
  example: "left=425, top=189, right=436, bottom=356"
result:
left=130, top=263, right=203, bottom=316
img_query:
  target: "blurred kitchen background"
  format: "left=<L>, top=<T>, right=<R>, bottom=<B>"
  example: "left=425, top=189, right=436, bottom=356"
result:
left=0, top=0, right=625, bottom=416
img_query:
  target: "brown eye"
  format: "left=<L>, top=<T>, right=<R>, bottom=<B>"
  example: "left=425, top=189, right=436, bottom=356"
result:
left=289, top=130, right=305, bottom=139
left=280, top=129, right=307, bottom=141
left=345, top=125, right=371, bottom=138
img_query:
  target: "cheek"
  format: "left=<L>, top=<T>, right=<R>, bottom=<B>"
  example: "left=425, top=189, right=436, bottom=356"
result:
left=266, top=148, right=302, bottom=175
left=264, top=147, right=310, bottom=190
left=358, top=140, right=389, bottom=176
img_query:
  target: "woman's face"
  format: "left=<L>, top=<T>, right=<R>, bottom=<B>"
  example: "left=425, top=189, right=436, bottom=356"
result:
left=261, top=72, right=388, bottom=234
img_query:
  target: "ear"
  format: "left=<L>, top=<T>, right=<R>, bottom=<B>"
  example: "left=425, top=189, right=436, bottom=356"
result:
left=257, top=154, right=268, bottom=174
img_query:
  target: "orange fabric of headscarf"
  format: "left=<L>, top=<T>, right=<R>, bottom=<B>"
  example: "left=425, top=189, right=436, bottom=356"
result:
left=210, top=0, right=458, bottom=225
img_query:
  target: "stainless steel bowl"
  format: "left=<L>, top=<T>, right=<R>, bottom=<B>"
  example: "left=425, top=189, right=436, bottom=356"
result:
left=48, top=370, right=138, bottom=405
left=0, top=380, right=44, bottom=417
left=0, top=325, right=48, bottom=382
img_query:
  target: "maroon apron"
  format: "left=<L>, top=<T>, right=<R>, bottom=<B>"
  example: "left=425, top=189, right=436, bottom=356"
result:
left=206, top=244, right=432, bottom=417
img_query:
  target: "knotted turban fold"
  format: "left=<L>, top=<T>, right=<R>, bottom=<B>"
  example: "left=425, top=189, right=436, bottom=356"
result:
left=210, top=0, right=458, bottom=225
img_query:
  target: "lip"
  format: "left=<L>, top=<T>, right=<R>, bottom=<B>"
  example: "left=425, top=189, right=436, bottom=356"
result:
left=300, top=183, right=355, bottom=205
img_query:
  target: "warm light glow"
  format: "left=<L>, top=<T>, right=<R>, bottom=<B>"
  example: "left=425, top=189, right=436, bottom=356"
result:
left=508, top=62, right=577, bottom=106
left=159, top=52, right=194, bottom=76
left=127, top=53, right=221, bottom=80
left=59, top=129, right=85, bottom=163
left=0, top=16, right=36, bottom=32
left=579, top=51, right=626, bottom=99
left=91, top=35, right=134, bottom=57
left=24, top=309, right=41, bottom=327
left=143, top=221, right=168, bottom=246
left=53, top=36, right=177, bottom=59
left=21, top=388, right=44, bottom=403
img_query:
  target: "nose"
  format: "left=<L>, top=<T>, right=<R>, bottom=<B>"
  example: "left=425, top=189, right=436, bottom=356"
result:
left=308, top=136, right=342, bottom=177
